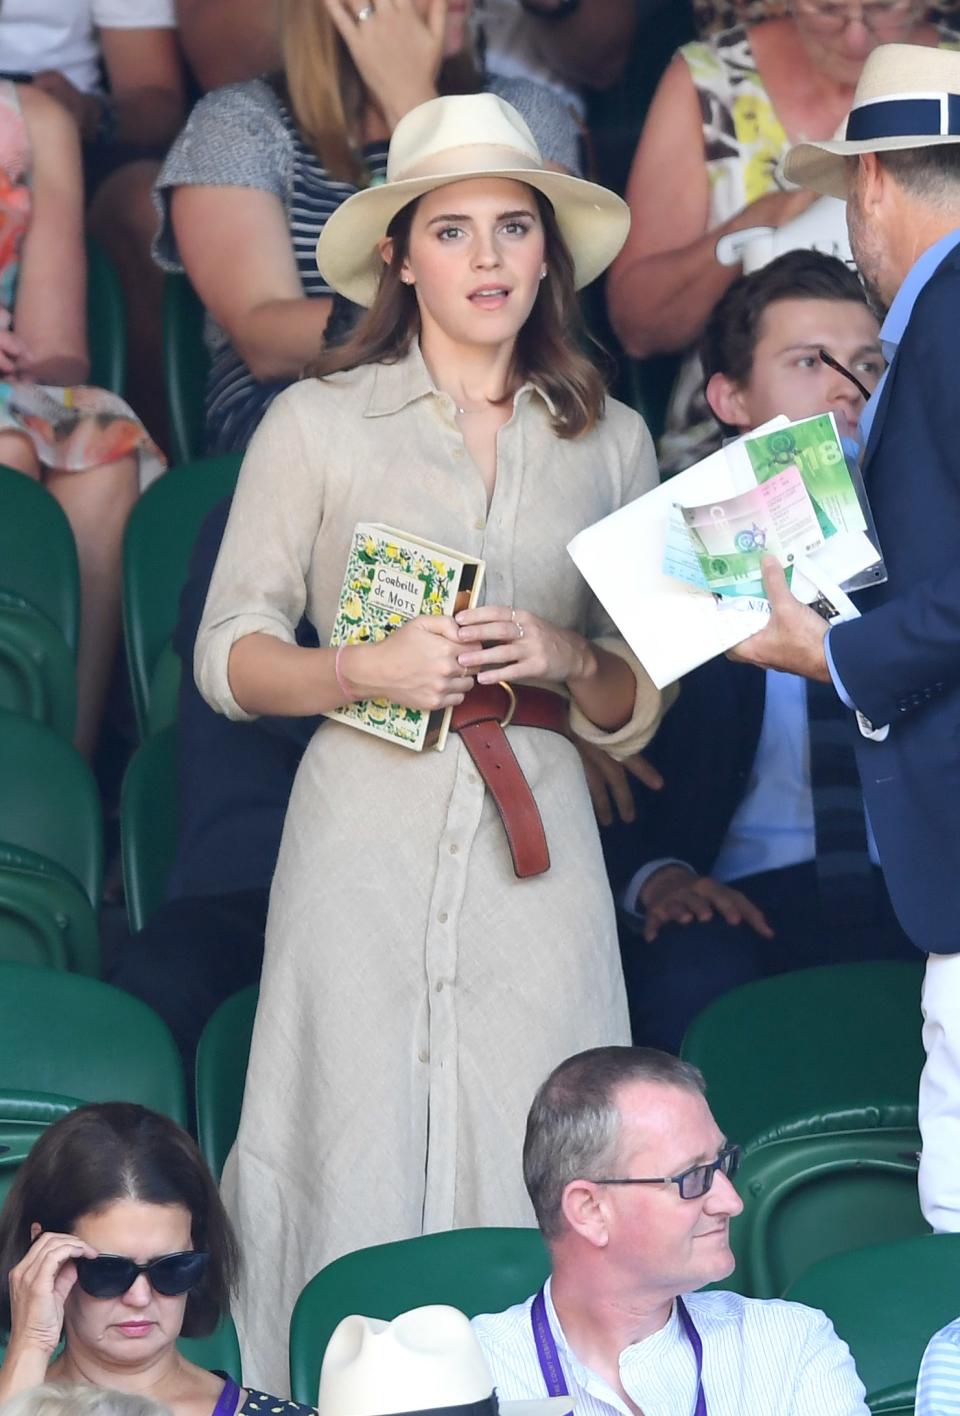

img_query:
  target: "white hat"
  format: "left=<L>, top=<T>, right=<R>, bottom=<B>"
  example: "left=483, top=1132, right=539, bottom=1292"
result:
left=316, top=93, right=629, bottom=306
left=317, top=1305, right=572, bottom=1416
left=783, top=43, right=960, bottom=199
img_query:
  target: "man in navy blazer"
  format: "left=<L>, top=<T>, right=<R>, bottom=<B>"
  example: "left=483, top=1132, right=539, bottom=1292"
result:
left=734, top=43, right=960, bottom=1230
left=603, top=251, right=913, bottom=1054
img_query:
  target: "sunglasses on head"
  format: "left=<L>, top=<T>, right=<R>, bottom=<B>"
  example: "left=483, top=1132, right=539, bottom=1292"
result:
left=74, top=1250, right=209, bottom=1299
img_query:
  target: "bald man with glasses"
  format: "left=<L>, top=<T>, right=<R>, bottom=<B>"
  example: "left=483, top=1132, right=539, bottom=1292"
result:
left=473, top=1047, right=867, bottom=1416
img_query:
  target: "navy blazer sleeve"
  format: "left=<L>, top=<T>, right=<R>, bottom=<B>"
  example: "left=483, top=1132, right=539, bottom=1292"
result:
left=828, top=271, right=960, bottom=727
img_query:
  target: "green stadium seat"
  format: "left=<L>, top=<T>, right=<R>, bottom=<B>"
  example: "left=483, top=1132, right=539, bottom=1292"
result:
left=0, top=1089, right=82, bottom=1209
left=728, top=1112, right=927, bottom=1298
left=289, top=1228, right=550, bottom=1405
left=0, top=595, right=76, bottom=739
left=121, top=725, right=178, bottom=933
left=195, top=985, right=258, bottom=1182
left=784, top=1234, right=960, bottom=1414
left=0, top=465, right=79, bottom=653
left=0, top=709, right=102, bottom=907
left=87, top=236, right=127, bottom=397
left=178, top=1317, right=242, bottom=1378
left=122, top=453, right=241, bottom=738
left=0, top=844, right=100, bottom=974
left=0, top=962, right=187, bottom=1125
left=163, top=273, right=210, bottom=466
left=680, top=961, right=925, bottom=1146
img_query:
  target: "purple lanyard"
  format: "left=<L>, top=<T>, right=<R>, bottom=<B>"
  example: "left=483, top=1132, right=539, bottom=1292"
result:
left=211, top=1377, right=241, bottom=1416
left=530, top=1286, right=707, bottom=1416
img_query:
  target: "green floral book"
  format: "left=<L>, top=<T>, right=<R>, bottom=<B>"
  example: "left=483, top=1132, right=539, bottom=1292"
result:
left=327, top=523, right=486, bottom=752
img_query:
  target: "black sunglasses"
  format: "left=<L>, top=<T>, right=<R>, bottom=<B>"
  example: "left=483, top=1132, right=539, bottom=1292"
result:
left=74, top=1250, right=209, bottom=1299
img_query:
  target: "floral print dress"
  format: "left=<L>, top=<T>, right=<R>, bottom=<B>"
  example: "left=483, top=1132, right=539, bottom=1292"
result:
left=0, top=81, right=162, bottom=486
left=658, top=22, right=959, bottom=477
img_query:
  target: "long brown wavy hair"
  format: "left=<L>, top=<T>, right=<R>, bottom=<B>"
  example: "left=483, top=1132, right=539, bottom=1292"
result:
left=309, top=188, right=608, bottom=438
left=280, top=0, right=482, bottom=186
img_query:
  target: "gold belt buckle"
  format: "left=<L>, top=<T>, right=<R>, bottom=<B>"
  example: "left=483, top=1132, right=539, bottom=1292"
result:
left=497, top=681, right=517, bottom=729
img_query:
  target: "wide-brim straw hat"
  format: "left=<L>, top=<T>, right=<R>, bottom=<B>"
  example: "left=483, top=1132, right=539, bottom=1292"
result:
left=783, top=43, right=960, bottom=199
left=316, top=92, right=630, bottom=306
left=317, top=1305, right=573, bottom=1416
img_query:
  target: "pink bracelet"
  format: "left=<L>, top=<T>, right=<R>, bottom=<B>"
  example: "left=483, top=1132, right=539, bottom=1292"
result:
left=334, top=644, right=358, bottom=702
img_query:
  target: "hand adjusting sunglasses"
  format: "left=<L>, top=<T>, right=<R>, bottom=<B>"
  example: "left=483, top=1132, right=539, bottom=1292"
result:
left=74, top=1250, right=209, bottom=1299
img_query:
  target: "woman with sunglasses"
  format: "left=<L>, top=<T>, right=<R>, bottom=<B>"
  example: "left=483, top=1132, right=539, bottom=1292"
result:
left=0, top=1102, right=315, bottom=1415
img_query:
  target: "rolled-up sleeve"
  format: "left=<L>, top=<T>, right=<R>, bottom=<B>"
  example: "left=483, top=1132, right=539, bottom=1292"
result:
left=194, top=384, right=323, bottom=721
left=570, top=408, right=678, bottom=758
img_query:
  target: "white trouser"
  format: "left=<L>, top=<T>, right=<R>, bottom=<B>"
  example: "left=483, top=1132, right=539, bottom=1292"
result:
left=919, top=952, right=960, bottom=1232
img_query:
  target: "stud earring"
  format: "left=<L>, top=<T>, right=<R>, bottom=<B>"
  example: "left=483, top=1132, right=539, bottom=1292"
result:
left=539, top=265, right=547, bottom=280
left=401, top=273, right=413, bottom=285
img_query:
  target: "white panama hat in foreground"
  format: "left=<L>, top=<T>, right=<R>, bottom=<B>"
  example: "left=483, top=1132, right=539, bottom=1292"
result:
left=317, top=1305, right=573, bottom=1416
left=315, top=92, right=630, bottom=307
left=783, top=43, right=960, bottom=199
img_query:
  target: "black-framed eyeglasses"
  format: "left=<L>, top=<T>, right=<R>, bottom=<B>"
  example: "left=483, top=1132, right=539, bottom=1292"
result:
left=591, top=1144, right=742, bottom=1200
left=74, top=1250, right=209, bottom=1299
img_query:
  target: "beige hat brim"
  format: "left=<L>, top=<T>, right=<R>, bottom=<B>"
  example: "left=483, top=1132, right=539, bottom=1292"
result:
left=783, top=132, right=960, bottom=199
left=316, top=164, right=630, bottom=306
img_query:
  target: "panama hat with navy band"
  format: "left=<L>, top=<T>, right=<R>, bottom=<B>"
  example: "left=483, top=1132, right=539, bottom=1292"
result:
left=315, top=92, right=630, bottom=307
left=316, top=1305, right=572, bottom=1416
left=783, top=43, right=960, bottom=200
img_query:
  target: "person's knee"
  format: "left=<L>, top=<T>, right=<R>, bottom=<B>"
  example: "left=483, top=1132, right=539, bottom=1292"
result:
left=88, top=160, right=163, bottom=253
left=0, top=431, right=41, bottom=478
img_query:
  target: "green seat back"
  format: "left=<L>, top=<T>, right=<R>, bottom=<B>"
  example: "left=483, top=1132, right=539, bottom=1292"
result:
left=122, top=454, right=242, bottom=738
left=87, top=236, right=127, bottom=396
left=0, top=709, right=102, bottom=907
left=785, top=1234, right=960, bottom=1412
left=681, top=961, right=925, bottom=1145
left=289, top=1228, right=550, bottom=1405
left=0, top=1089, right=82, bottom=1210
left=121, top=726, right=178, bottom=933
left=0, top=597, right=76, bottom=739
left=0, top=850, right=100, bottom=974
left=729, top=1119, right=927, bottom=1298
left=195, top=985, right=258, bottom=1182
left=0, top=465, right=80, bottom=652
left=178, top=1316, right=242, bottom=1379
left=163, top=274, right=210, bottom=466
left=0, top=962, right=187, bottom=1124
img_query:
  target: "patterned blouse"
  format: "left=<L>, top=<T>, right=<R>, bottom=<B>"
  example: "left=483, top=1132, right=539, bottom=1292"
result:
left=658, top=22, right=959, bottom=476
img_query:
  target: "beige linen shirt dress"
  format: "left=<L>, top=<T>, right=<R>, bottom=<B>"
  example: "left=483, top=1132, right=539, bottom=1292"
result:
left=195, top=343, right=671, bottom=1392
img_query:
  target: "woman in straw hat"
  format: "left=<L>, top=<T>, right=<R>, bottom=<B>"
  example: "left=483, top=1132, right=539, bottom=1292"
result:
left=153, top=0, right=580, bottom=458
left=195, top=90, right=671, bottom=1390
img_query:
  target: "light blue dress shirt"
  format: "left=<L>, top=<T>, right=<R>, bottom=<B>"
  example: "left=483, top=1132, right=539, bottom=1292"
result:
left=916, top=1317, right=960, bottom=1416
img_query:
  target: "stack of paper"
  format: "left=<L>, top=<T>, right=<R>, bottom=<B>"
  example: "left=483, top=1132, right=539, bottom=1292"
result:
left=567, top=413, right=883, bottom=688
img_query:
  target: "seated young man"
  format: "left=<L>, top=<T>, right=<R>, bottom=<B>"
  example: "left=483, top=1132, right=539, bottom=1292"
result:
left=603, top=250, right=916, bottom=1054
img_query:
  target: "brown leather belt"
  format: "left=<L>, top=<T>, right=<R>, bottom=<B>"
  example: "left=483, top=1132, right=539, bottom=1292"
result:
left=449, top=682, right=568, bottom=879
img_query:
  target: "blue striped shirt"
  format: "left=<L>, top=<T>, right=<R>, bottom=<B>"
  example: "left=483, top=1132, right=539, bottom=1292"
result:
left=472, top=1277, right=868, bottom=1416
left=917, top=1318, right=960, bottom=1415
